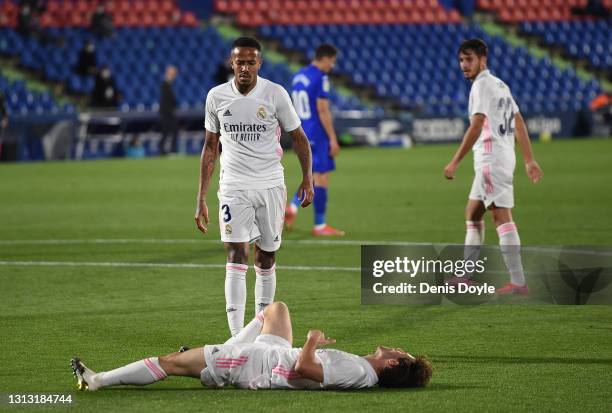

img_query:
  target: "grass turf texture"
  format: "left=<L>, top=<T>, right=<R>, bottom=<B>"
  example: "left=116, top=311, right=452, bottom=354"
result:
left=1, top=138, right=611, bottom=412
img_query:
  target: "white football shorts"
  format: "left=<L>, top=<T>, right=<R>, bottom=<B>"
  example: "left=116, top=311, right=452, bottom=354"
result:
left=469, top=164, right=514, bottom=208
left=217, top=185, right=286, bottom=252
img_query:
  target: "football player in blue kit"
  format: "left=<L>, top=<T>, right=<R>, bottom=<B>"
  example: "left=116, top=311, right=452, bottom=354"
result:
left=286, top=44, right=345, bottom=236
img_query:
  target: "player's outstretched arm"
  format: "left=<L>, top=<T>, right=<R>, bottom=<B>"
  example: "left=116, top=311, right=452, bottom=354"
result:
left=444, top=113, right=485, bottom=180
left=288, top=126, right=314, bottom=207
left=195, top=130, right=220, bottom=233
left=295, top=330, right=336, bottom=383
left=514, top=112, right=543, bottom=183
left=316, top=98, right=340, bottom=157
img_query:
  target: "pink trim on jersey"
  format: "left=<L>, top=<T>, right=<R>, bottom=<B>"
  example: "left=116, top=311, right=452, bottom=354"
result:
left=226, top=263, right=248, bottom=273
left=482, top=118, right=492, bottom=153
left=272, top=365, right=302, bottom=379
left=216, top=356, right=249, bottom=369
left=144, top=358, right=167, bottom=380
left=255, top=265, right=276, bottom=276
left=496, top=222, right=517, bottom=236
left=483, top=165, right=494, bottom=194
left=275, top=126, right=283, bottom=157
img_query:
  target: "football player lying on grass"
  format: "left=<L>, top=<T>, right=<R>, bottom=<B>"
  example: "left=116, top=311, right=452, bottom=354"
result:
left=71, top=302, right=432, bottom=390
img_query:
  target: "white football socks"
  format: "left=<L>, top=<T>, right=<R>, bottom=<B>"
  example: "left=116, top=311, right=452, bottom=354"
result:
left=225, top=263, right=247, bottom=337
left=224, top=312, right=265, bottom=346
left=96, top=357, right=167, bottom=389
left=465, top=220, right=485, bottom=245
left=497, top=222, right=526, bottom=286
left=464, top=220, right=485, bottom=277
left=254, top=265, right=276, bottom=315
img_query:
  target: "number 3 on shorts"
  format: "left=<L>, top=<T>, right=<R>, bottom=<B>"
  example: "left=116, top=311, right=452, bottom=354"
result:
left=221, top=204, right=232, bottom=223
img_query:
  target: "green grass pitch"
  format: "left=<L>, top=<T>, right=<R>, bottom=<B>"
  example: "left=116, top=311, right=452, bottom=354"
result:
left=1, top=138, right=611, bottom=412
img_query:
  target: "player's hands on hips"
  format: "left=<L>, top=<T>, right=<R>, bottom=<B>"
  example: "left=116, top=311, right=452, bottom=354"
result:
left=307, top=330, right=336, bottom=347
left=444, top=161, right=458, bottom=180
left=525, top=160, right=543, bottom=183
left=329, top=138, right=340, bottom=157
left=298, top=177, right=314, bottom=208
left=195, top=198, right=209, bottom=234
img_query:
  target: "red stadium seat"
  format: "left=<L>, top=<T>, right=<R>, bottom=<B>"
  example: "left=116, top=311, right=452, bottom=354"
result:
left=181, top=12, right=198, bottom=27
left=114, top=13, right=126, bottom=26
left=423, top=10, right=435, bottom=23
left=228, top=0, right=242, bottom=13
left=142, top=13, right=154, bottom=27
left=116, top=1, right=131, bottom=14
left=73, top=12, right=87, bottom=27
left=216, top=0, right=229, bottom=12
left=154, top=13, right=170, bottom=26
left=126, top=13, right=140, bottom=27
left=133, top=1, right=146, bottom=14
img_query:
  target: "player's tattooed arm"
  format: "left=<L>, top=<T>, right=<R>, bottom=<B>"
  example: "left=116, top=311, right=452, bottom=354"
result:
left=444, top=113, right=486, bottom=180
left=295, top=330, right=335, bottom=383
left=514, top=112, right=543, bottom=183
left=288, top=126, right=314, bottom=208
left=195, top=130, right=220, bottom=233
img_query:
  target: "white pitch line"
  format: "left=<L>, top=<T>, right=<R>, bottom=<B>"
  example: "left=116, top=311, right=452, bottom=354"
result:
left=0, top=239, right=610, bottom=256
left=0, top=238, right=427, bottom=246
left=0, top=260, right=360, bottom=272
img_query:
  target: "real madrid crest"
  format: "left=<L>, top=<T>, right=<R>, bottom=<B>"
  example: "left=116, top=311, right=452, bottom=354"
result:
left=225, top=224, right=232, bottom=235
left=256, top=106, right=266, bottom=120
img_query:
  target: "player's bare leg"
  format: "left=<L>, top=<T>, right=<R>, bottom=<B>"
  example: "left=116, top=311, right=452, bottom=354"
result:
left=312, top=172, right=345, bottom=236
left=314, top=172, right=329, bottom=187
left=465, top=199, right=486, bottom=222
left=225, top=242, right=250, bottom=336
left=489, top=205, right=528, bottom=294
left=159, top=348, right=206, bottom=378
left=226, top=242, right=249, bottom=265
left=260, top=301, right=293, bottom=345
left=253, top=245, right=276, bottom=315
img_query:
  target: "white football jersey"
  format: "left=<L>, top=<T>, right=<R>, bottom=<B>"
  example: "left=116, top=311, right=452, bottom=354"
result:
left=468, top=69, right=519, bottom=169
left=201, top=343, right=378, bottom=390
left=205, top=77, right=301, bottom=191
left=313, top=348, right=378, bottom=390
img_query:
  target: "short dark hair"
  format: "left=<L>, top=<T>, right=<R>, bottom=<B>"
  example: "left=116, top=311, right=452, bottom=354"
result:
left=458, top=38, right=488, bottom=57
left=378, top=356, right=433, bottom=388
left=314, top=43, right=337, bottom=60
left=232, top=37, right=262, bottom=52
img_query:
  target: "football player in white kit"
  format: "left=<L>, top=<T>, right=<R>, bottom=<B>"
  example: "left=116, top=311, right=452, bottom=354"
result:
left=444, top=39, right=543, bottom=295
left=71, top=302, right=432, bottom=391
left=194, top=38, right=314, bottom=336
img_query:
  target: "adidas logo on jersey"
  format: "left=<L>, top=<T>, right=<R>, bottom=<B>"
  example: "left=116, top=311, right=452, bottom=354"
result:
left=226, top=307, right=237, bottom=313
left=274, top=235, right=279, bottom=242
left=223, top=109, right=232, bottom=116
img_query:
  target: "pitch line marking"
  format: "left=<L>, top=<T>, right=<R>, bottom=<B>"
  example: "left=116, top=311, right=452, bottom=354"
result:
left=0, top=239, right=610, bottom=256
left=0, top=260, right=360, bottom=272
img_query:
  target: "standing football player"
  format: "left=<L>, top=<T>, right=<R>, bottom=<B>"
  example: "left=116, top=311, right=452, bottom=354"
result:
left=195, top=37, right=314, bottom=336
left=444, top=39, right=543, bottom=294
left=285, top=44, right=345, bottom=236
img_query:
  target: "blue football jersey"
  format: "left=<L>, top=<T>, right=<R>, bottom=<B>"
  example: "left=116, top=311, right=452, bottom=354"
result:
left=291, top=64, right=330, bottom=142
